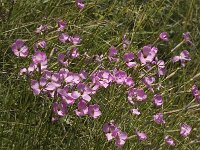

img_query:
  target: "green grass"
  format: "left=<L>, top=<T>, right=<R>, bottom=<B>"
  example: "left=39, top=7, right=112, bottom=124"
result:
left=1, top=0, right=200, bottom=149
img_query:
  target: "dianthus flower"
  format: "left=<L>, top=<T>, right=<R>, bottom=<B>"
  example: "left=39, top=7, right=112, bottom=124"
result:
left=123, top=52, right=137, bottom=68
left=52, top=101, right=67, bottom=117
left=153, top=94, right=163, bottom=107
left=159, top=32, right=169, bottom=41
left=88, top=104, right=101, bottom=119
left=192, top=85, right=200, bottom=103
left=180, top=123, right=192, bottom=137
left=76, top=0, right=85, bottom=10
left=164, top=135, right=175, bottom=146
left=75, top=100, right=88, bottom=117
left=128, top=88, right=147, bottom=103
left=57, top=19, right=67, bottom=31
left=108, top=46, right=119, bottom=62
left=138, top=45, right=158, bottom=65
left=11, top=39, right=29, bottom=58
left=153, top=113, right=165, bottom=124
left=172, top=50, right=191, bottom=67
left=136, top=130, right=147, bottom=141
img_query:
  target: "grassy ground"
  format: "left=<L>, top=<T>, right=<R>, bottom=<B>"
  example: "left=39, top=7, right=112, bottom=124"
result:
left=0, top=0, right=200, bottom=149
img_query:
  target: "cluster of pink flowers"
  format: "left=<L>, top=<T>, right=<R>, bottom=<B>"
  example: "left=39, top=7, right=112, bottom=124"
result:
left=11, top=12, right=196, bottom=148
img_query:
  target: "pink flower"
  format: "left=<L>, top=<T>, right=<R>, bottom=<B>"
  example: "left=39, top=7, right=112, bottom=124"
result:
left=103, top=122, right=118, bottom=141
left=76, top=0, right=85, bottom=10
left=52, top=101, right=67, bottom=117
left=136, top=130, right=147, bottom=141
left=157, top=60, right=166, bottom=76
left=58, top=54, right=68, bottom=66
left=192, top=85, right=200, bottom=103
left=123, top=52, right=137, bottom=68
left=59, top=33, right=70, bottom=43
left=137, top=45, right=158, bottom=65
left=70, top=35, right=81, bottom=45
left=34, top=40, right=46, bottom=51
left=108, top=46, right=119, bottom=62
left=19, top=68, right=28, bottom=76
left=128, top=88, right=147, bottom=103
left=92, top=70, right=113, bottom=88
left=103, top=122, right=127, bottom=148
left=153, top=94, right=163, bottom=107
left=57, top=19, right=67, bottom=31
left=11, top=39, right=29, bottom=57
left=180, top=123, right=192, bottom=137
left=159, top=32, right=169, bottom=41
left=75, top=100, right=88, bottom=117
left=113, top=69, right=127, bottom=84
left=114, top=131, right=128, bottom=148
left=88, top=104, right=101, bottom=119
left=130, top=108, right=140, bottom=115
left=172, top=50, right=191, bottom=67
left=32, top=51, right=47, bottom=65
left=31, top=78, right=47, bottom=95
left=164, top=135, right=175, bottom=146
left=153, top=113, right=165, bottom=124
left=183, top=32, right=192, bottom=45
left=71, top=48, right=79, bottom=58
left=124, top=77, right=134, bottom=87
left=142, top=76, right=155, bottom=92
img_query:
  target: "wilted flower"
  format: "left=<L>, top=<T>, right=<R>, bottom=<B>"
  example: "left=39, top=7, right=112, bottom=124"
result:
left=164, top=135, right=175, bottom=146
left=130, top=108, right=140, bottom=115
left=35, top=25, right=48, bottom=34
left=57, top=19, right=67, bottom=31
left=192, top=85, right=200, bottom=103
left=76, top=0, right=85, bottom=10
left=153, top=94, right=163, bottom=107
left=159, top=32, right=169, bottom=41
left=172, top=50, right=191, bottom=67
left=34, top=40, right=46, bottom=51
left=71, top=48, right=79, bottom=58
left=180, top=123, right=192, bottom=137
left=11, top=39, right=29, bottom=58
left=52, top=101, right=67, bottom=117
left=136, top=130, right=147, bottom=141
left=183, top=32, right=192, bottom=45
left=88, top=104, right=101, bottom=119
left=122, top=34, right=130, bottom=49
left=153, top=113, right=165, bottom=124
left=157, top=60, right=166, bottom=76
left=138, top=45, right=158, bottom=65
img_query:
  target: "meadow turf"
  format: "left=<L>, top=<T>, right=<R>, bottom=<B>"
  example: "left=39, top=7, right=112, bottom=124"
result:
left=0, top=0, right=200, bottom=149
